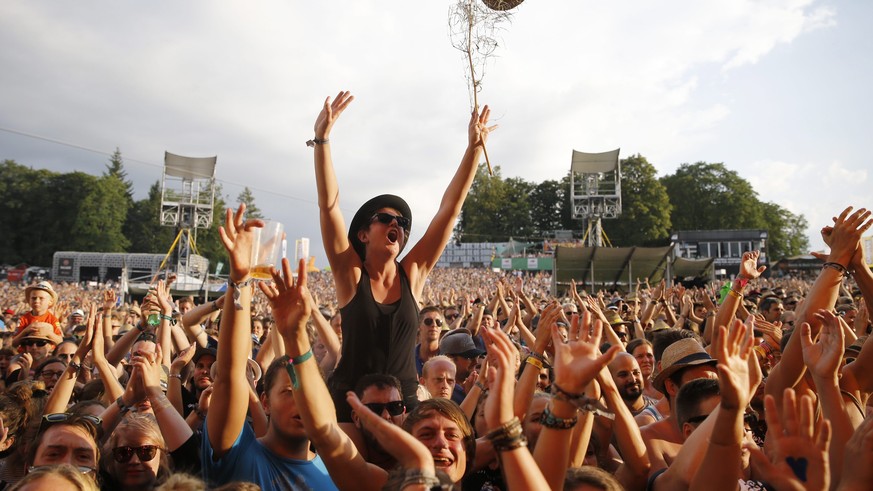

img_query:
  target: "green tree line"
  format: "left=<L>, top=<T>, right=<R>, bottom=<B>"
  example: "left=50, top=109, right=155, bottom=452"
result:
left=456, top=154, right=809, bottom=260
left=0, top=151, right=265, bottom=267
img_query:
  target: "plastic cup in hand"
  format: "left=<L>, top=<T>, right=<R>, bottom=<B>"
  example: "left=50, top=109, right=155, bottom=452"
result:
left=250, top=221, right=285, bottom=280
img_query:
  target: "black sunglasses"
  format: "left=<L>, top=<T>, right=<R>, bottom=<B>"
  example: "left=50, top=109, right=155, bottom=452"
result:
left=445, top=313, right=460, bottom=320
left=423, top=317, right=444, bottom=327
left=364, top=401, right=405, bottom=417
left=112, top=445, right=161, bottom=463
left=685, top=413, right=710, bottom=425
left=370, top=212, right=411, bottom=231
left=22, top=339, right=50, bottom=347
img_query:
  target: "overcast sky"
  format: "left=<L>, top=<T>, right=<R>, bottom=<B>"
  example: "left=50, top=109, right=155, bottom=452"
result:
left=2, top=1, right=870, bottom=268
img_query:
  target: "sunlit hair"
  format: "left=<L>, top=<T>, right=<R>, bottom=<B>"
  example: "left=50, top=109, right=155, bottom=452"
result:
left=26, top=413, right=101, bottom=469
left=402, top=398, right=475, bottom=478
left=155, top=472, right=207, bottom=491
left=564, top=465, right=623, bottom=491
left=104, top=413, right=170, bottom=485
left=8, top=463, right=99, bottom=491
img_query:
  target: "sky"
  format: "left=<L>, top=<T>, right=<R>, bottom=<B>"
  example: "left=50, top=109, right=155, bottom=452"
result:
left=1, top=0, right=870, bottom=269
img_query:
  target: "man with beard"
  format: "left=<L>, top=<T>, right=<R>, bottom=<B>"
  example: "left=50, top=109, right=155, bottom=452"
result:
left=176, top=347, right=216, bottom=417
left=608, top=352, right=657, bottom=418
left=350, top=373, right=407, bottom=470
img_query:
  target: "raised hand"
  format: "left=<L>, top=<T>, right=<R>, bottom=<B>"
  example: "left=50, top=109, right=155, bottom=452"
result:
left=739, top=250, right=767, bottom=279
left=153, top=279, right=174, bottom=315
left=218, top=204, right=264, bottom=282
left=746, top=390, right=830, bottom=491
left=800, top=311, right=845, bottom=382
left=171, top=344, right=197, bottom=375
left=102, top=290, right=117, bottom=311
left=468, top=105, right=497, bottom=149
left=550, top=311, right=621, bottom=395
left=825, top=207, right=873, bottom=266
left=482, top=326, right=519, bottom=429
left=713, top=319, right=754, bottom=410
left=258, top=258, right=310, bottom=345
left=314, top=90, right=354, bottom=140
left=133, top=345, right=165, bottom=394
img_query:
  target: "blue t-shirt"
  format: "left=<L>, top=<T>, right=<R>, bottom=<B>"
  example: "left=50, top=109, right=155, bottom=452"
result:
left=202, top=420, right=338, bottom=491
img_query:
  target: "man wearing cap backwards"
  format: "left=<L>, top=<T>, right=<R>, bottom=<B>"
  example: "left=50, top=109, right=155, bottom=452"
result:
left=13, top=281, right=62, bottom=346
left=310, top=90, right=496, bottom=429
left=639, top=337, right=718, bottom=475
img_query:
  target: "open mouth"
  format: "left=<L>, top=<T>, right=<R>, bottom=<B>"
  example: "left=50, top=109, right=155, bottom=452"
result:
left=432, top=456, right=453, bottom=468
left=387, top=229, right=399, bottom=243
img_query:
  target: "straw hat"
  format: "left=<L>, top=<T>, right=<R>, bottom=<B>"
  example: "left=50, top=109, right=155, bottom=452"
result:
left=13, top=322, right=62, bottom=347
left=652, top=338, right=716, bottom=394
left=24, top=281, right=58, bottom=304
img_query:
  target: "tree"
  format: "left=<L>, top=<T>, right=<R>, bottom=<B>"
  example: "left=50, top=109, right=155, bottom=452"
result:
left=236, top=187, right=263, bottom=220
left=71, top=174, right=131, bottom=252
left=605, top=154, right=672, bottom=246
left=126, top=181, right=177, bottom=254
left=106, top=147, right=135, bottom=201
left=529, top=177, right=572, bottom=237
left=760, top=202, right=810, bottom=260
left=455, top=164, right=534, bottom=242
left=661, top=162, right=764, bottom=231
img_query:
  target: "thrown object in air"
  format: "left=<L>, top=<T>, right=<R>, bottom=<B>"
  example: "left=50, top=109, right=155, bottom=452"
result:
left=482, top=0, right=524, bottom=11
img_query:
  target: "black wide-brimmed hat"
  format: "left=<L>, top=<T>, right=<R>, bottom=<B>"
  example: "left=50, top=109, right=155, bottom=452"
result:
left=348, top=194, right=412, bottom=260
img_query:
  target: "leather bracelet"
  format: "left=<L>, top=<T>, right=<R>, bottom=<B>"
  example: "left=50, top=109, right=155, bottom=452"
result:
left=823, top=262, right=848, bottom=276
left=399, top=469, right=441, bottom=489
left=305, top=137, right=329, bottom=147
left=116, top=396, right=132, bottom=415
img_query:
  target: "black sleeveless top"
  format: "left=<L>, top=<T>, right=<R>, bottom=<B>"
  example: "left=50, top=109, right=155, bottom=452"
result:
left=329, top=264, right=420, bottom=421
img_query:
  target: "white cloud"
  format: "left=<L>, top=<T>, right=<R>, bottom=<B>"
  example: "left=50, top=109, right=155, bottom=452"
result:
left=0, top=0, right=848, bottom=266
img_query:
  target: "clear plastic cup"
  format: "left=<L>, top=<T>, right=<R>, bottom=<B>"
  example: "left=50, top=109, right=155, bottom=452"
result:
left=250, top=221, right=285, bottom=279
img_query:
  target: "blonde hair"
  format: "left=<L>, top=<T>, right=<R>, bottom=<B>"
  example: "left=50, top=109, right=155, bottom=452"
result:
left=9, top=464, right=98, bottom=491
left=104, top=413, right=170, bottom=485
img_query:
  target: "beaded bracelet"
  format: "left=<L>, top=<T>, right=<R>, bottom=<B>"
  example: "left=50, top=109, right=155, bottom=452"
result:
left=539, top=404, right=577, bottom=429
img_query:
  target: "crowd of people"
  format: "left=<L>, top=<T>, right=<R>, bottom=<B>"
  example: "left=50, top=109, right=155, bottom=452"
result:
left=1, top=91, right=872, bottom=491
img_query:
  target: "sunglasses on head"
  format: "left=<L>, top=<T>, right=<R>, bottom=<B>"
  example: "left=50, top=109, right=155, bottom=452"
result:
left=29, top=464, right=96, bottom=475
left=363, top=401, right=405, bottom=417
left=370, top=212, right=410, bottom=231
left=423, top=317, right=443, bottom=327
left=22, top=339, right=49, bottom=347
left=39, top=413, right=102, bottom=435
left=112, top=445, right=161, bottom=463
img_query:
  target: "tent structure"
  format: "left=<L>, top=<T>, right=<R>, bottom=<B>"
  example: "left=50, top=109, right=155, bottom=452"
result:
left=552, top=245, right=713, bottom=295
